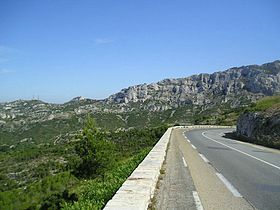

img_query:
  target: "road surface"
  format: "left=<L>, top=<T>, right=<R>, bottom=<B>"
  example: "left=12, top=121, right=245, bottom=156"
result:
left=154, top=128, right=254, bottom=210
left=185, top=128, right=280, bottom=210
left=153, top=128, right=197, bottom=210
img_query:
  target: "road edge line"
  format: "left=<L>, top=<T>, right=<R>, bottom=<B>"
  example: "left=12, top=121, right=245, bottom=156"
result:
left=216, top=173, right=242, bottom=197
left=192, top=191, right=204, bottom=210
left=202, top=132, right=280, bottom=170
left=199, top=153, right=210, bottom=163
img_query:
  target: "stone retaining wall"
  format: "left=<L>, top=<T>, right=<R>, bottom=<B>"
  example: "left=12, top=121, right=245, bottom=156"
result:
left=104, top=127, right=172, bottom=210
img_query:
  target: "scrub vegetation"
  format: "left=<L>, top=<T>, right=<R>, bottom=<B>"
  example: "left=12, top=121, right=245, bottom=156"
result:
left=0, top=116, right=167, bottom=210
left=244, top=95, right=280, bottom=112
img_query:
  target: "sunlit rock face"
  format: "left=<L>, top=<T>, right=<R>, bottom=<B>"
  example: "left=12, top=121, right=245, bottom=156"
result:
left=237, top=107, right=280, bottom=149
left=106, top=60, right=280, bottom=111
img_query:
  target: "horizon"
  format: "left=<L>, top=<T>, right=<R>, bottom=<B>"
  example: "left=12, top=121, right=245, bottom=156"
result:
left=1, top=0, right=280, bottom=103
left=1, top=58, right=279, bottom=104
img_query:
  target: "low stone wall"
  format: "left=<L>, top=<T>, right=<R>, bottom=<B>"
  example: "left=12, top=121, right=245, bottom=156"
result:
left=104, top=127, right=172, bottom=210
left=174, top=125, right=235, bottom=130
left=104, top=125, right=233, bottom=210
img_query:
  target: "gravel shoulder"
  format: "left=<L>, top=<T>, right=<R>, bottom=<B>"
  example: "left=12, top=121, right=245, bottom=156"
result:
left=153, top=129, right=197, bottom=210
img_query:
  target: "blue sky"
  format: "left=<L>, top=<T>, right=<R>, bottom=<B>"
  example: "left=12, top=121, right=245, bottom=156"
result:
left=1, top=0, right=280, bottom=103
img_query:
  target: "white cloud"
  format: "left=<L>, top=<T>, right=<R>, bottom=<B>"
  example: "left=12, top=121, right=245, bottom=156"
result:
left=94, top=38, right=114, bottom=45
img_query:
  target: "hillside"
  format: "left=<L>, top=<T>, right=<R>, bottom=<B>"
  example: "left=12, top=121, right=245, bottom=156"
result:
left=0, top=60, right=280, bottom=149
left=1, top=60, right=280, bottom=209
left=0, top=117, right=167, bottom=209
left=236, top=96, right=280, bottom=149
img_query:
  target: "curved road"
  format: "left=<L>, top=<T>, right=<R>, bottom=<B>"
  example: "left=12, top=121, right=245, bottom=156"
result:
left=185, top=128, right=280, bottom=210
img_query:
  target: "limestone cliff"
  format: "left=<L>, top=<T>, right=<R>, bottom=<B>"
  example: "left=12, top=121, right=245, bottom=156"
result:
left=236, top=104, right=280, bottom=149
left=1, top=60, right=280, bottom=133
left=106, top=60, right=280, bottom=111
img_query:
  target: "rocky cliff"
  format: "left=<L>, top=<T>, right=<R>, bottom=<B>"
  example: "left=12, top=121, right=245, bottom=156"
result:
left=106, top=60, right=280, bottom=111
left=236, top=101, right=280, bottom=149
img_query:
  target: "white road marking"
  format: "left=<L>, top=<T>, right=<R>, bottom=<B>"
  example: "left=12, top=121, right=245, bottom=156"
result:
left=199, top=153, right=210, bottom=163
left=218, top=132, right=224, bottom=136
left=191, top=144, right=197, bottom=149
left=202, top=132, right=280, bottom=170
left=182, top=157, right=188, bottom=167
left=192, top=191, right=204, bottom=210
left=216, top=173, right=242, bottom=197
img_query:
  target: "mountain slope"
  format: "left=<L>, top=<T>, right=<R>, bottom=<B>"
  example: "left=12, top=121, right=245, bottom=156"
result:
left=105, top=60, right=280, bottom=111
left=0, top=60, right=280, bottom=147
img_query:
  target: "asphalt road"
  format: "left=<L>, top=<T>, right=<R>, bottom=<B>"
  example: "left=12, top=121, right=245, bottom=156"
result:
left=185, top=128, right=280, bottom=210
left=156, top=129, right=253, bottom=210
left=154, top=129, right=197, bottom=210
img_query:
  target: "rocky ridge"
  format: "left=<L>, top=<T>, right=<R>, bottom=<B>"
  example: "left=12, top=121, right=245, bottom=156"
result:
left=0, top=60, right=280, bottom=145
left=106, top=60, right=280, bottom=111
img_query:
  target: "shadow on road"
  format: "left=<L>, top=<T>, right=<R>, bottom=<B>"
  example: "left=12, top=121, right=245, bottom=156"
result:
left=222, top=131, right=240, bottom=141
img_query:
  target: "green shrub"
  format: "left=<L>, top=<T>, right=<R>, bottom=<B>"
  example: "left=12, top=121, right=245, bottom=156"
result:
left=73, top=117, right=115, bottom=178
left=63, top=149, right=150, bottom=210
left=245, top=95, right=280, bottom=112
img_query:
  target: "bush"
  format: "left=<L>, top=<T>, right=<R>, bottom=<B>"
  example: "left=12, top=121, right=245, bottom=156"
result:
left=73, top=117, right=115, bottom=178
left=63, top=149, right=150, bottom=210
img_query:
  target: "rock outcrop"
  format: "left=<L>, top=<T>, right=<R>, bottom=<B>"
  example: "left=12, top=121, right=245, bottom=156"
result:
left=236, top=106, right=280, bottom=149
left=106, top=60, right=280, bottom=111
